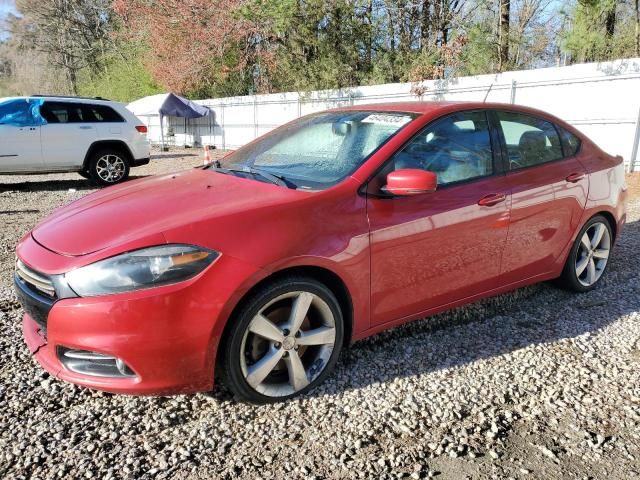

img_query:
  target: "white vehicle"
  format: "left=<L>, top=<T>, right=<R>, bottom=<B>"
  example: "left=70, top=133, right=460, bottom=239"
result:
left=0, top=95, right=151, bottom=185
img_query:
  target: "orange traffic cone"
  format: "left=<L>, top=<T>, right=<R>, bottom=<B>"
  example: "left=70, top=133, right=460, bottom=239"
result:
left=203, top=145, right=212, bottom=165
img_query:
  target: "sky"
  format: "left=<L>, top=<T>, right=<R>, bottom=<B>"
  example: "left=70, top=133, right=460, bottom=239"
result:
left=0, top=0, right=16, bottom=20
left=0, top=0, right=16, bottom=40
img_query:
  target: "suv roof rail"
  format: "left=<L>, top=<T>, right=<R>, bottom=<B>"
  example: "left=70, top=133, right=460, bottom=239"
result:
left=31, top=95, right=112, bottom=101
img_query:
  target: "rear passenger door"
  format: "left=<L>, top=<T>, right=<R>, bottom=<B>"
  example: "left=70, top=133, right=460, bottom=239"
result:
left=494, top=110, right=588, bottom=283
left=40, top=101, right=97, bottom=168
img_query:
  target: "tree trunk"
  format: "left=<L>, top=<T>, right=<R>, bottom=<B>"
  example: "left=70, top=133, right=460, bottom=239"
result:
left=498, top=0, right=510, bottom=72
left=420, top=0, right=431, bottom=51
left=604, top=1, right=616, bottom=38
left=636, top=0, right=640, bottom=57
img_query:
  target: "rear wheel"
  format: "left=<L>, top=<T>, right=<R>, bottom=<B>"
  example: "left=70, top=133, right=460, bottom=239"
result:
left=558, top=215, right=612, bottom=292
left=221, top=277, right=344, bottom=403
left=88, top=149, right=130, bottom=186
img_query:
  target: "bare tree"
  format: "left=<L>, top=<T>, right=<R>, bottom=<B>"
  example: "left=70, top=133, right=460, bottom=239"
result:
left=13, top=0, right=112, bottom=93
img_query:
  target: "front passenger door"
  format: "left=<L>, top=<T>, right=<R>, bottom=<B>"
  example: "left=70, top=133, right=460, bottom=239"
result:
left=0, top=99, right=43, bottom=172
left=40, top=101, right=97, bottom=169
left=366, top=110, right=512, bottom=327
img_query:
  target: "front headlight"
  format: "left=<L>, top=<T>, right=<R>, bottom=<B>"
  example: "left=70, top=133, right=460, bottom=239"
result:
left=65, top=244, right=219, bottom=297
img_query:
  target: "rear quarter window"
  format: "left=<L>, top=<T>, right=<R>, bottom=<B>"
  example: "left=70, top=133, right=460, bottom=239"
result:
left=559, top=127, right=581, bottom=156
left=81, top=104, right=125, bottom=123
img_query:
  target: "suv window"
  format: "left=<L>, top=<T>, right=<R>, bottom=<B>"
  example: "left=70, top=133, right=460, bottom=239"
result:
left=497, top=111, right=563, bottom=170
left=81, top=104, right=124, bottom=123
left=388, top=110, right=494, bottom=186
left=40, top=102, right=85, bottom=123
left=40, top=101, right=124, bottom=124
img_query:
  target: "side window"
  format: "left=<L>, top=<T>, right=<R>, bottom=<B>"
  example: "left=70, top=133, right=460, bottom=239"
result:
left=81, top=104, right=124, bottom=123
left=389, top=110, right=494, bottom=186
left=558, top=127, right=581, bottom=156
left=40, top=102, right=84, bottom=124
left=497, top=111, right=563, bottom=170
left=0, top=98, right=43, bottom=126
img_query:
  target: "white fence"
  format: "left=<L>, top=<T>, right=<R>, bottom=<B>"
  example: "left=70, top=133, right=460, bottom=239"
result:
left=138, top=58, right=640, bottom=171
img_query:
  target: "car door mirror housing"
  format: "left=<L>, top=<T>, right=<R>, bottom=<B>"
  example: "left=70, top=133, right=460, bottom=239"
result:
left=383, top=169, right=437, bottom=196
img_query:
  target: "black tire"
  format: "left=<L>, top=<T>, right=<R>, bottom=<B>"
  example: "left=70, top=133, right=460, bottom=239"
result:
left=220, top=276, right=344, bottom=404
left=557, top=214, right=613, bottom=292
left=77, top=170, right=91, bottom=179
left=87, top=149, right=130, bottom=186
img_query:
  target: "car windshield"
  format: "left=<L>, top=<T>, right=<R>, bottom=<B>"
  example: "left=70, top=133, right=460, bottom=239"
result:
left=216, top=111, right=416, bottom=190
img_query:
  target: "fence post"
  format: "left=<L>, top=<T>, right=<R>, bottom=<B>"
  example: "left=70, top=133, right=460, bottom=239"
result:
left=254, top=95, right=259, bottom=139
left=510, top=80, right=517, bottom=104
left=221, top=104, right=226, bottom=151
left=297, top=94, right=302, bottom=117
left=630, top=105, right=640, bottom=173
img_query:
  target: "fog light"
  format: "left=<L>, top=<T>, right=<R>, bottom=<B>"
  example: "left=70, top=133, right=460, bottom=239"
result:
left=58, top=347, right=136, bottom=378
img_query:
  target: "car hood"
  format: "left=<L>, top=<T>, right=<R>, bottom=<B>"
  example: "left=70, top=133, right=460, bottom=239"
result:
left=32, top=168, right=305, bottom=256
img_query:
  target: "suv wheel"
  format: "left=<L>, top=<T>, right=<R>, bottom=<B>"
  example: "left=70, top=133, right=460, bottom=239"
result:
left=88, top=149, right=130, bottom=186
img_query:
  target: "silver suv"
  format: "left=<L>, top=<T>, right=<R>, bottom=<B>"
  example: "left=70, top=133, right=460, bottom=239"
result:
left=0, top=95, right=151, bottom=185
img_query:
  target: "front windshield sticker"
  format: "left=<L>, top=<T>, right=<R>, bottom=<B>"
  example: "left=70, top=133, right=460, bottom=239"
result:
left=361, top=113, right=412, bottom=127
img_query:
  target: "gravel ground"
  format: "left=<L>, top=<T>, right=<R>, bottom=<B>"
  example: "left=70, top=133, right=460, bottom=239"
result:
left=1, top=152, right=639, bottom=479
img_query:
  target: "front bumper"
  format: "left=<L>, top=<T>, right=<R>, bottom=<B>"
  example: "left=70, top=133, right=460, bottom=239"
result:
left=17, top=248, right=260, bottom=395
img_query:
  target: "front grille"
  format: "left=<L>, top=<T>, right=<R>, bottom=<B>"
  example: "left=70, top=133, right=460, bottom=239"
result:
left=14, top=260, right=56, bottom=333
left=15, top=260, right=56, bottom=298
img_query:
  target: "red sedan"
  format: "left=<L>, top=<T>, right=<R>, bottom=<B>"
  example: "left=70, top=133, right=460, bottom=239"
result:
left=15, top=102, right=627, bottom=403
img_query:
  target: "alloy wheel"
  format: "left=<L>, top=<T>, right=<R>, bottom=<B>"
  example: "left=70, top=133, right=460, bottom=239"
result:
left=95, top=154, right=126, bottom=183
left=240, top=291, right=337, bottom=397
left=575, top=221, right=611, bottom=287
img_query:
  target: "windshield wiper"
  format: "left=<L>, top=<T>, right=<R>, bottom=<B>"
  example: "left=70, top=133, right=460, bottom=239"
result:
left=211, top=165, right=289, bottom=188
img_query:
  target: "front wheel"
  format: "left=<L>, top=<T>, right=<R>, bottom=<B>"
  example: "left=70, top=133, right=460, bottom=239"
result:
left=88, top=150, right=130, bottom=186
left=557, top=215, right=613, bottom=292
left=220, top=277, right=344, bottom=403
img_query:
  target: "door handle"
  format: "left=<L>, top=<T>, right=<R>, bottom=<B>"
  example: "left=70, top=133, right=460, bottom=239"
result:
left=78, top=126, right=93, bottom=130
left=478, top=193, right=507, bottom=207
left=566, top=172, right=586, bottom=183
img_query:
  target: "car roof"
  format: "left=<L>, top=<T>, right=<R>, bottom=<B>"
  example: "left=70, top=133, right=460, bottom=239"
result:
left=0, top=95, right=119, bottom=105
left=32, top=95, right=116, bottom=104
left=331, top=100, right=572, bottom=130
left=333, top=100, right=556, bottom=117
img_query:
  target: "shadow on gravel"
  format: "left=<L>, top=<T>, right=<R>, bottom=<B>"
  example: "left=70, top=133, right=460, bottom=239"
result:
left=0, top=171, right=199, bottom=193
left=151, top=153, right=199, bottom=160
left=0, top=179, right=96, bottom=192
left=299, top=217, right=640, bottom=400
left=0, top=176, right=152, bottom=192
left=0, top=209, right=41, bottom=214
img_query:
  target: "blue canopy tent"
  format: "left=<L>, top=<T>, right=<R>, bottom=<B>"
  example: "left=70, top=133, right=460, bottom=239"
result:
left=127, top=93, right=212, bottom=150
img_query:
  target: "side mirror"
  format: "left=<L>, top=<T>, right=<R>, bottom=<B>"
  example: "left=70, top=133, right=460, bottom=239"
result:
left=383, top=169, right=437, bottom=196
